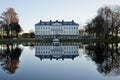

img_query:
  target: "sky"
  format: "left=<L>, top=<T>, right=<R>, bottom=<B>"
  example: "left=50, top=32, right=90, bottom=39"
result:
left=0, top=0, right=120, bottom=32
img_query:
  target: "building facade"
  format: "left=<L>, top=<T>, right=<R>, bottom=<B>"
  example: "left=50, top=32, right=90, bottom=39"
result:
left=35, top=20, right=79, bottom=39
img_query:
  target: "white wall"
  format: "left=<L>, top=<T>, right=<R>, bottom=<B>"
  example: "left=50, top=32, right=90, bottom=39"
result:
left=35, top=25, right=79, bottom=35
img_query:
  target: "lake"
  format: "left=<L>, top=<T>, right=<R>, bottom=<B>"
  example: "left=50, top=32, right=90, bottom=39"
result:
left=0, top=42, right=120, bottom=80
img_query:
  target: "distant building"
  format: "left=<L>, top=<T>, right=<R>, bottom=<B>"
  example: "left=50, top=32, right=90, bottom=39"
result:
left=35, top=45, right=79, bottom=60
left=35, top=20, right=79, bottom=39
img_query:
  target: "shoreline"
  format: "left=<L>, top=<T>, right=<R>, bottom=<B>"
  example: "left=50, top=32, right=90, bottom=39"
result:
left=0, top=38, right=119, bottom=43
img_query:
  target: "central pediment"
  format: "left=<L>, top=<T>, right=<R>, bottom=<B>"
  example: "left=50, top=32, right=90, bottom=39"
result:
left=52, top=22, right=61, bottom=26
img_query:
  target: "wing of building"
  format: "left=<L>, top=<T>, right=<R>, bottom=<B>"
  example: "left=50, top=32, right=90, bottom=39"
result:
left=35, top=20, right=79, bottom=39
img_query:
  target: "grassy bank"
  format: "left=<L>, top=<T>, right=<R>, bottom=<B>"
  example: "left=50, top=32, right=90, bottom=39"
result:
left=60, top=38, right=120, bottom=43
left=0, top=38, right=120, bottom=43
left=0, top=38, right=52, bottom=43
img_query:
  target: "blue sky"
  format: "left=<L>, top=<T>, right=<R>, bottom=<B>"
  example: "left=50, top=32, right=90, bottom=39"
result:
left=0, top=0, right=120, bottom=32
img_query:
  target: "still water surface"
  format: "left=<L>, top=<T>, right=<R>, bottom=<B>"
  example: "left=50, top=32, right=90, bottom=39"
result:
left=0, top=42, right=120, bottom=80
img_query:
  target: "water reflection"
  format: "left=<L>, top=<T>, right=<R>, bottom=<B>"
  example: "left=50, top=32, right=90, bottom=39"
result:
left=0, top=42, right=120, bottom=79
left=23, top=42, right=35, bottom=50
left=35, top=43, right=79, bottom=60
left=0, top=43, right=23, bottom=74
left=85, top=43, right=120, bottom=76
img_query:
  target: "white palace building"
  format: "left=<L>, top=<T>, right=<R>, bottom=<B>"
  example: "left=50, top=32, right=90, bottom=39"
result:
left=35, top=20, right=79, bottom=39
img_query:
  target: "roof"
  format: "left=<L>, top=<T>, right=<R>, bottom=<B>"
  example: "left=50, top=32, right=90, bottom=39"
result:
left=35, top=20, right=79, bottom=26
left=35, top=54, right=79, bottom=60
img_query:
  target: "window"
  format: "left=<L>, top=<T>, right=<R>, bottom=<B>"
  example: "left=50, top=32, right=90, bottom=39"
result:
left=69, top=27, right=71, bottom=29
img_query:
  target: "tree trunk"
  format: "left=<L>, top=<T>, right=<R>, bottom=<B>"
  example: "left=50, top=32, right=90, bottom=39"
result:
left=7, top=30, right=9, bottom=38
left=115, top=26, right=118, bottom=39
left=16, top=32, right=18, bottom=38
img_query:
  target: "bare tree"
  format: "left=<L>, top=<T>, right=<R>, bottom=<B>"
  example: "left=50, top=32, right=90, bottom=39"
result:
left=85, top=5, right=120, bottom=39
left=0, top=8, right=22, bottom=38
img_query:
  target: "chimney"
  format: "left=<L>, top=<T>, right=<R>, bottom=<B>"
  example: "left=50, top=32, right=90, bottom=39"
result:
left=50, top=20, right=52, bottom=22
left=40, top=20, right=42, bottom=23
left=50, top=20, right=52, bottom=25
left=72, top=20, right=74, bottom=22
left=62, top=20, right=64, bottom=23
left=56, top=20, right=58, bottom=22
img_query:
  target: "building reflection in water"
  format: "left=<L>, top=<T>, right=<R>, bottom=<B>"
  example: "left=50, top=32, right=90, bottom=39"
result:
left=35, top=43, right=79, bottom=60
left=0, top=43, right=23, bottom=74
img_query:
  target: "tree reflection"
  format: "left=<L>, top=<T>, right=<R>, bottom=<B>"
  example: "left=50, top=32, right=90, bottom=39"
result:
left=22, top=42, right=35, bottom=50
left=85, top=43, right=120, bottom=76
left=0, top=43, right=23, bottom=74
